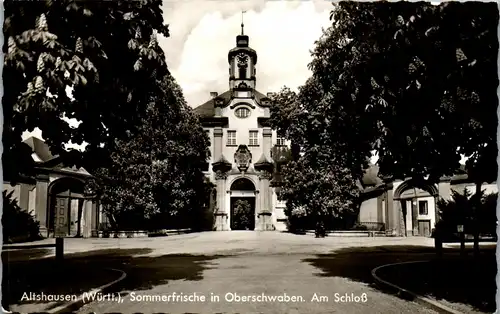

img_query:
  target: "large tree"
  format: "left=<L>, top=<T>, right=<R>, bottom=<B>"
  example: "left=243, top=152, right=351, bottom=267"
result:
left=89, top=74, right=210, bottom=231
left=269, top=85, right=362, bottom=233
left=270, top=1, right=498, bottom=239
left=313, top=1, right=498, bottom=184
left=5, top=0, right=213, bottom=233
left=3, top=0, right=169, bottom=178
left=321, top=1, right=498, bottom=249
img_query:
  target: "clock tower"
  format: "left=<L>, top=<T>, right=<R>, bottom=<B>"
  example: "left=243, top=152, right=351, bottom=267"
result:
left=228, top=21, right=257, bottom=91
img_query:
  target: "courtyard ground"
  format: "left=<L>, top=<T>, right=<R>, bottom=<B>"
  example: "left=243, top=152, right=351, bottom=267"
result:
left=2, top=231, right=494, bottom=313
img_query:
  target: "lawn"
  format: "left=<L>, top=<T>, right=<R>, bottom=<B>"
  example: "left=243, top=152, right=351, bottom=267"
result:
left=376, top=253, right=497, bottom=313
left=304, top=245, right=496, bottom=313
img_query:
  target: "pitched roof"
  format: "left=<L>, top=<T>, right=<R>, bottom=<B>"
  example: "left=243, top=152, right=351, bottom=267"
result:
left=22, top=136, right=56, bottom=163
left=193, top=89, right=270, bottom=118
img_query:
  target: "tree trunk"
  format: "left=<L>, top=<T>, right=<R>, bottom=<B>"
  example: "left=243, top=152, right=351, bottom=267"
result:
left=473, top=181, right=482, bottom=257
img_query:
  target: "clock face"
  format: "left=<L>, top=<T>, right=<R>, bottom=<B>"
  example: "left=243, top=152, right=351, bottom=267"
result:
left=237, top=53, right=248, bottom=67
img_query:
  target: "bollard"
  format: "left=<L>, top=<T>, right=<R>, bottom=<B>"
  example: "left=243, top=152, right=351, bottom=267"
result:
left=56, top=237, right=64, bottom=261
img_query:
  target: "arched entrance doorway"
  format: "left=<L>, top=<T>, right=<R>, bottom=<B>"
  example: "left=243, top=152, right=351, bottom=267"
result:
left=394, top=180, right=439, bottom=237
left=48, top=177, right=87, bottom=237
left=230, top=178, right=256, bottom=230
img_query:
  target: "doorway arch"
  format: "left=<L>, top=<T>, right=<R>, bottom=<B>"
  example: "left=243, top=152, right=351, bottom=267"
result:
left=394, top=179, right=439, bottom=237
left=230, top=178, right=256, bottom=230
left=48, top=177, right=87, bottom=237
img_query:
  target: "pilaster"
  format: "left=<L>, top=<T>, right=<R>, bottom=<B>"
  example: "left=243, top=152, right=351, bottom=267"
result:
left=91, top=199, right=98, bottom=237
left=385, top=188, right=399, bottom=236
left=262, top=128, right=272, bottom=159
left=35, top=174, right=49, bottom=237
left=257, top=170, right=273, bottom=231
left=213, top=127, right=223, bottom=162
left=214, top=170, right=230, bottom=231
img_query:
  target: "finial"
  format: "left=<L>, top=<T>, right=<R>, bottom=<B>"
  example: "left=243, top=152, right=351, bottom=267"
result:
left=241, top=10, right=247, bottom=35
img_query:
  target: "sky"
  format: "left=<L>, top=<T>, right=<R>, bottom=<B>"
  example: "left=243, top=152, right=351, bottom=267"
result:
left=23, top=0, right=333, bottom=144
left=160, top=0, right=333, bottom=107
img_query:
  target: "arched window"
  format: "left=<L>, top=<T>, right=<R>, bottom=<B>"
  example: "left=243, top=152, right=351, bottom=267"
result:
left=235, top=107, right=250, bottom=119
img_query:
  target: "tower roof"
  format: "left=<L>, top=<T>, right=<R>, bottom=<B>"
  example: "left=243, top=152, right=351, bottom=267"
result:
left=228, top=11, right=257, bottom=64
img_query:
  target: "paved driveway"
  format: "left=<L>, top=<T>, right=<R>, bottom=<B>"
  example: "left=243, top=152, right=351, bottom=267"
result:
left=69, top=232, right=439, bottom=314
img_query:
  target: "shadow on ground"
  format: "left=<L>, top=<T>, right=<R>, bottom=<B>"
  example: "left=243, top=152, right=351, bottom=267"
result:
left=303, top=245, right=496, bottom=313
left=2, top=248, right=53, bottom=262
left=2, top=248, right=223, bottom=311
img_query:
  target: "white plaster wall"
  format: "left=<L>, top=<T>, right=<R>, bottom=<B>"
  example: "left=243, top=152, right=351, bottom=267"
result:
left=28, top=185, right=37, bottom=218
left=220, top=98, right=267, bottom=166
left=404, top=200, right=413, bottom=232
left=205, top=93, right=292, bottom=231
left=392, top=180, right=403, bottom=193
left=83, top=199, right=92, bottom=237
left=412, top=196, right=436, bottom=229
left=3, top=183, right=21, bottom=203
left=49, top=173, right=68, bottom=183
left=359, top=198, right=378, bottom=223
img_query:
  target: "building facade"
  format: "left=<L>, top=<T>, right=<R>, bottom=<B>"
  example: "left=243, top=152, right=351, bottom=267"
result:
left=358, top=165, right=498, bottom=237
left=3, top=137, right=100, bottom=239
left=193, top=26, right=498, bottom=236
left=194, top=27, right=288, bottom=231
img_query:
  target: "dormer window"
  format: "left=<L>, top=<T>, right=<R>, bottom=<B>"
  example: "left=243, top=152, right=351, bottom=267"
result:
left=235, top=107, right=250, bottom=119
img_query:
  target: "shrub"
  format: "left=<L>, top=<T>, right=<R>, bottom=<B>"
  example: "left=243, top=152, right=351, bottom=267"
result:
left=436, top=188, right=498, bottom=238
left=286, top=206, right=309, bottom=233
left=2, top=190, right=42, bottom=243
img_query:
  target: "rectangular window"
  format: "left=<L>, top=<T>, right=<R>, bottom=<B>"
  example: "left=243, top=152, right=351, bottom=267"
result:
left=227, top=131, right=236, bottom=146
left=249, top=131, right=259, bottom=146
left=276, top=137, right=285, bottom=146
left=418, top=200, right=428, bottom=215
left=236, top=91, right=250, bottom=98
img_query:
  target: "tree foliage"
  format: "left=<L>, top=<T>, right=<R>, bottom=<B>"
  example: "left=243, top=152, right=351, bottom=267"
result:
left=270, top=1, right=498, bottom=234
left=5, top=0, right=212, bottom=232
left=269, top=84, right=362, bottom=230
left=436, top=189, right=498, bottom=238
left=88, top=74, right=210, bottom=231
left=2, top=191, right=42, bottom=243
left=4, top=0, right=170, bottom=176
left=312, top=1, right=498, bottom=183
left=233, top=199, right=253, bottom=230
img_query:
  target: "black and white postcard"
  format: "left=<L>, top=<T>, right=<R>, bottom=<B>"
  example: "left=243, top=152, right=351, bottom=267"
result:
left=2, top=1, right=498, bottom=313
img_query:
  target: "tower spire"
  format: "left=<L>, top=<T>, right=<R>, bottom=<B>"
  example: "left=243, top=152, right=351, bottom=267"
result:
left=241, top=10, right=246, bottom=35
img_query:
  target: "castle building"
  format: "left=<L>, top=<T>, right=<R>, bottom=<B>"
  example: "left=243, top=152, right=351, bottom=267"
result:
left=192, top=23, right=498, bottom=236
left=193, top=24, right=288, bottom=231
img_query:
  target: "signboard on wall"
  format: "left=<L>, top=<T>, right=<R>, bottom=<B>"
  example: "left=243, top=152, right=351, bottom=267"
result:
left=54, top=197, right=68, bottom=238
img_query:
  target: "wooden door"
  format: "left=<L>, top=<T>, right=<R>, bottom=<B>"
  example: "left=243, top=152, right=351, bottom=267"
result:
left=54, top=197, right=69, bottom=237
left=418, top=220, right=431, bottom=237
